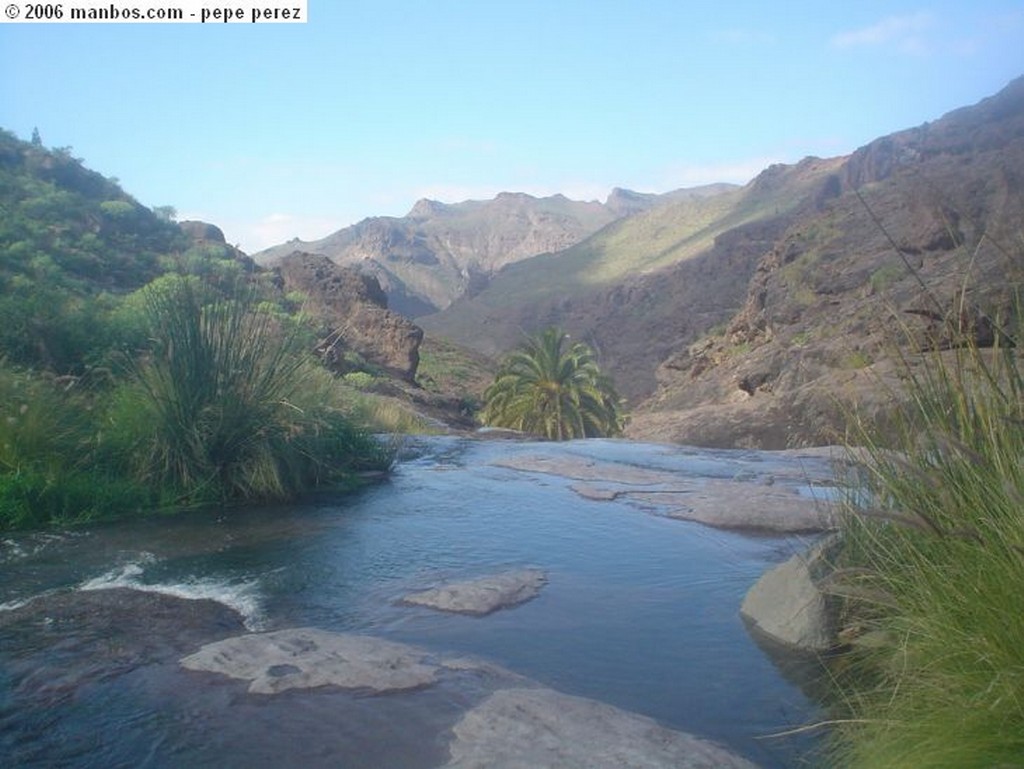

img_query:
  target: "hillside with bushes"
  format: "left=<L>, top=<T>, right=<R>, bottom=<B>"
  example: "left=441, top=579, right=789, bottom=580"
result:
left=0, top=131, right=436, bottom=531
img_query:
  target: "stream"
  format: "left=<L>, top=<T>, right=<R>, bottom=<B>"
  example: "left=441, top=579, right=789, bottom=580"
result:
left=0, top=436, right=838, bottom=768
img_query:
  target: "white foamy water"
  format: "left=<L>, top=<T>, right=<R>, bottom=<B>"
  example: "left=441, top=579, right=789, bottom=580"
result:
left=78, top=558, right=267, bottom=631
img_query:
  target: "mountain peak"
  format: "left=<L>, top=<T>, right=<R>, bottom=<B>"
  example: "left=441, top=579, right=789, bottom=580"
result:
left=407, top=198, right=449, bottom=219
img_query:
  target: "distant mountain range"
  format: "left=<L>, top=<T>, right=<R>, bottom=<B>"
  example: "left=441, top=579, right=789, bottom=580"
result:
left=252, top=184, right=736, bottom=317
left=252, top=76, right=1024, bottom=447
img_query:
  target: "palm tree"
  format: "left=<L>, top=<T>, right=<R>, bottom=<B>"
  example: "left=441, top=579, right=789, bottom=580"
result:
left=480, top=327, right=624, bottom=440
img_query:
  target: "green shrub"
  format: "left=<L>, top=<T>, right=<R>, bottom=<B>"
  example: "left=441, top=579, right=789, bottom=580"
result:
left=0, top=363, right=158, bottom=530
left=111, top=276, right=391, bottom=504
left=830, top=303, right=1024, bottom=767
left=342, top=370, right=378, bottom=391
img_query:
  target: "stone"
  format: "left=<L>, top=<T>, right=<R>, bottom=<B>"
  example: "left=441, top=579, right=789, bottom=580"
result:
left=180, top=627, right=438, bottom=694
left=275, top=252, right=423, bottom=381
left=178, top=220, right=226, bottom=243
left=739, top=537, right=839, bottom=652
left=496, top=453, right=838, bottom=533
left=443, top=687, right=761, bottom=769
left=401, top=569, right=547, bottom=616
left=660, top=479, right=838, bottom=533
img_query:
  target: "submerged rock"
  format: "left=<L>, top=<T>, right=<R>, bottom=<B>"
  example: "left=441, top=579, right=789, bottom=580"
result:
left=180, top=627, right=438, bottom=694
left=401, top=569, right=547, bottom=616
left=443, top=687, right=761, bottom=769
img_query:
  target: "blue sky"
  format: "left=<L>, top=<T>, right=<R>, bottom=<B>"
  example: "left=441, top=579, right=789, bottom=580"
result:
left=2, top=1, right=1022, bottom=252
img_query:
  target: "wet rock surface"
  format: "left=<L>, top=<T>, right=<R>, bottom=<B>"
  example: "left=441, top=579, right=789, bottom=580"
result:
left=494, top=451, right=839, bottom=533
left=443, top=687, right=761, bottom=769
left=181, top=627, right=440, bottom=694
left=180, top=627, right=763, bottom=768
left=741, top=536, right=840, bottom=652
left=0, top=587, right=246, bottom=666
left=401, top=569, right=547, bottom=616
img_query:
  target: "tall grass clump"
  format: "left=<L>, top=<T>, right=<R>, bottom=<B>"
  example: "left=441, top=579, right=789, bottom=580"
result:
left=109, top=276, right=391, bottom=505
left=0, top=363, right=157, bottom=529
left=829, top=296, right=1024, bottom=767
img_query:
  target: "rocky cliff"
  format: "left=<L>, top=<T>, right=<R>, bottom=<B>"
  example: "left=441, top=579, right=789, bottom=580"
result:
left=274, top=252, right=424, bottom=382
left=627, top=76, right=1024, bottom=448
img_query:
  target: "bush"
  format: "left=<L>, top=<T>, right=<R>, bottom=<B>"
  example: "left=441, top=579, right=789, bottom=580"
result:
left=829, top=301, right=1024, bottom=767
left=0, top=363, right=157, bottom=530
left=110, top=276, right=391, bottom=504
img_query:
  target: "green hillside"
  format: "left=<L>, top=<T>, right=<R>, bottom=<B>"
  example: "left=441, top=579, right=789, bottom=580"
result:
left=0, top=129, right=393, bottom=531
left=0, top=129, right=193, bottom=373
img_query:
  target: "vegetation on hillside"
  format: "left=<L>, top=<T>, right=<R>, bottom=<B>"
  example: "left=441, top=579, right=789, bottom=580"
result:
left=0, top=130, right=394, bottom=531
left=480, top=327, right=624, bottom=439
left=828, top=286, right=1024, bottom=765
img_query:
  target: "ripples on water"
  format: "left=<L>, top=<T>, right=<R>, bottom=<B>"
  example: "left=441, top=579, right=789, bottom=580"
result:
left=0, top=437, right=836, bottom=768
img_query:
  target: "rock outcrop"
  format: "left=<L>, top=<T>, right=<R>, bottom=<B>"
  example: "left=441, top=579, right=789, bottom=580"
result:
left=444, top=687, right=760, bottom=769
left=181, top=627, right=762, bottom=769
left=401, top=569, right=547, bottom=616
left=625, top=77, right=1024, bottom=448
left=492, top=450, right=840, bottom=533
left=740, top=537, right=839, bottom=652
left=180, top=627, right=438, bottom=694
left=275, top=252, right=423, bottom=381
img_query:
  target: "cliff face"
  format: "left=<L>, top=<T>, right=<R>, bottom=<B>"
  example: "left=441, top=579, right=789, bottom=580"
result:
left=627, top=77, right=1024, bottom=448
left=275, top=252, right=423, bottom=382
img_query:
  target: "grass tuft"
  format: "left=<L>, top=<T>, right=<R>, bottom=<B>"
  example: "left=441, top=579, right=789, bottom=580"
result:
left=829, top=291, right=1024, bottom=768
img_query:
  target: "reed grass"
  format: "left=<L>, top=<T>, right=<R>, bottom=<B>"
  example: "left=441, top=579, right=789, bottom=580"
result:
left=0, top=363, right=159, bottom=528
left=109, top=276, right=392, bottom=505
left=830, top=297, right=1024, bottom=767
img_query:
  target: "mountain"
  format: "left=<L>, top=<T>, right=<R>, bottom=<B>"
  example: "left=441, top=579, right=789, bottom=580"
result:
left=252, top=186, right=735, bottom=317
left=420, top=156, right=845, bottom=400
left=423, top=76, right=1024, bottom=447
left=628, top=76, right=1024, bottom=447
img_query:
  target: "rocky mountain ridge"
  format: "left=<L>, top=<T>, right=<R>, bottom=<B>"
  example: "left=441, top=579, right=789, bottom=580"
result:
left=626, top=76, right=1024, bottom=447
left=253, top=185, right=736, bottom=317
left=420, top=76, right=1024, bottom=447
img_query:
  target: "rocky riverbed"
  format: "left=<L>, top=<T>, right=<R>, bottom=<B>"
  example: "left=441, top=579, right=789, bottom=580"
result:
left=1, top=436, right=842, bottom=768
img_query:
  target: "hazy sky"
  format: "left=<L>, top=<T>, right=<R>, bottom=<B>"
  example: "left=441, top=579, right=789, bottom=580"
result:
left=2, top=1, right=1022, bottom=252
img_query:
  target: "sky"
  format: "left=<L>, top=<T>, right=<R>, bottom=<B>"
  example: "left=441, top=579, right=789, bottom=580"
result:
left=2, top=1, right=1022, bottom=253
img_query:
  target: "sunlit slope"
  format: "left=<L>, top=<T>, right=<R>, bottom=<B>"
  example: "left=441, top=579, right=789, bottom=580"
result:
left=420, top=156, right=842, bottom=353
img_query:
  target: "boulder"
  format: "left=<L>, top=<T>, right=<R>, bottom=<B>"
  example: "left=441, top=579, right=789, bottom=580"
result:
left=401, top=569, right=547, bottom=616
left=740, top=537, right=839, bottom=652
left=443, top=687, right=760, bottom=769
left=275, top=252, right=423, bottom=381
left=178, top=220, right=226, bottom=243
left=180, top=627, right=438, bottom=694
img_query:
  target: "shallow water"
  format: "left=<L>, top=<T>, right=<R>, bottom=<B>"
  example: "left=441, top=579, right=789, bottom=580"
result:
left=0, top=437, right=835, bottom=768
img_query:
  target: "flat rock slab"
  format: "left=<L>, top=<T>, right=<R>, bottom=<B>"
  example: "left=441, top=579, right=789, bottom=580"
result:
left=572, top=478, right=836, bottom=533
left=443, top=687, right=761, bottom=769
left=495, top=453, right=837, bottom=532
left=401, top=569, right=547, bottom=616
left=659, top=479, right=838, bottom=533
left=180, top=627, right=438, bottom=694
left=492, top=454, right=673, bottom=485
